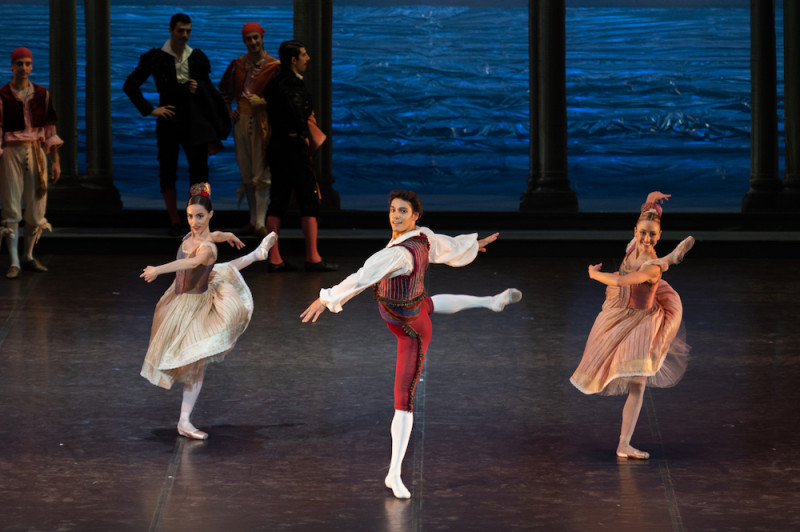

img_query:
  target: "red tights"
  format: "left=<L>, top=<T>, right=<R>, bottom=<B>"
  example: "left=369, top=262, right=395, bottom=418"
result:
left=384, top=297, right=434, bottom=411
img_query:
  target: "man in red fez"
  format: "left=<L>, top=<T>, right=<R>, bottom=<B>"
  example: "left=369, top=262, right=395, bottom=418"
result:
left=0, top=47, right=63, bottom=279
left=218, top=22, right=280, bottom=238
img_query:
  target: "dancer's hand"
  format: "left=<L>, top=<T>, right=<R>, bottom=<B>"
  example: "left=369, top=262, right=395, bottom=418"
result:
left=301, top=298, right=327, bottom=323
left=223, top=232, right=245, bottom=249
left=588, top=263, right=603, bottom=279
left=141, top=266, right=159, bottom=283
left=188, top=79, right=198, bottom=94
left=478, top=232, right=499, bottom=252
left=645, top=191, right=670, bottom=205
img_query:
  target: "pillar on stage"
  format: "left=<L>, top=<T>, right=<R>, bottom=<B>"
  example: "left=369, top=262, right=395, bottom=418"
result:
left=48, top=0, right=121, bottom=211
left=743, top=0, right=781, bottom=212
left=49, top=0, right=78, bottom=181
left=293, top=0, right=340, bottom=210
left=780, top=0, right=800, bottom=209
left=520, top=0, right=577, bottom=212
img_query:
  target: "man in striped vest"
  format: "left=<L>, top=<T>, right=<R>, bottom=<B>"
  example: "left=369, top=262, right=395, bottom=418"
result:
left=301, top=190, right=522, bottom=499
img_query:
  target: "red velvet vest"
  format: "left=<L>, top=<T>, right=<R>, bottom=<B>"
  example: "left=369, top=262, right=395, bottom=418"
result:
left=373, top=234, right=430, bottom=325
left=0, top=82, right=57, bottom=133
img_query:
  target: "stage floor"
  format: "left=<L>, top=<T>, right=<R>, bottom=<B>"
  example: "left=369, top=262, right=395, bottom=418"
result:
left=1, top=251, right=798, bottom=531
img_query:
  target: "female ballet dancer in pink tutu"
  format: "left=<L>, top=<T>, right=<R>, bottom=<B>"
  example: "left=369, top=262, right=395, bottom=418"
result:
left=301, top=189, right=522, bottom=499
left=570, top=191, right=694, bottom=459
left=140, top=183, right=277, bottom=440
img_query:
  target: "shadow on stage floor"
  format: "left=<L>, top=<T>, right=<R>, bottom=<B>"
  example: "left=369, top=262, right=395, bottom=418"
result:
left=0, top=251, right=798, bottom=531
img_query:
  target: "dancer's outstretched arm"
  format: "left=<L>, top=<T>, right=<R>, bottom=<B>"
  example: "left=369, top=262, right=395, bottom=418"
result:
left=588, top=263, right=660, bottom=287
left=301, top=246, right=412, bottom=323
left=141, top=244, right=215, bottom=282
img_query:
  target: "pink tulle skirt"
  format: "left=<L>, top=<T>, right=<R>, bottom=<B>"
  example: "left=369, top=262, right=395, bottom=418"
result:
left=570, top=280, right=690, bottom=396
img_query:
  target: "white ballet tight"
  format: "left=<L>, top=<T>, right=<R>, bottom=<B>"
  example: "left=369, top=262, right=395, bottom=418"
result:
left=227, top=232, right=276, bottom=271
left=179, top=376, right=204, bottom=433
left=431, top=288, right=522, bottom=314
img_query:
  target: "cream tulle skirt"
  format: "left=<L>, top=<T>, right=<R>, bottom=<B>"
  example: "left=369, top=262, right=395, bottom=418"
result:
left=141, top=263, right=253, bottom=389
left=570, top=280, right=690, bottom=396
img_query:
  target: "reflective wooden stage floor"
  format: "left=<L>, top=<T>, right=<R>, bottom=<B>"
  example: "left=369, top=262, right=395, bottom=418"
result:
left=1, top=251, right=798, bottom=531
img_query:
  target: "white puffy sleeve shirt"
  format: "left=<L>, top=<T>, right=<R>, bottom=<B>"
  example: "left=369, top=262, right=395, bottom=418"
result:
left=318, top=227, right=479, bottom=313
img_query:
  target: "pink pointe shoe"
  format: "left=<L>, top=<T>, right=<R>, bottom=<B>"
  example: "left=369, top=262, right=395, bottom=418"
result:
left=177, top=424, right=208, bottom=440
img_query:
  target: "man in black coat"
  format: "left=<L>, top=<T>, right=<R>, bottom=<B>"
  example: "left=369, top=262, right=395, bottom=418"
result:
left=124, top=12, right=230, bottom=235
left=263, top=40, right=337, bottom=272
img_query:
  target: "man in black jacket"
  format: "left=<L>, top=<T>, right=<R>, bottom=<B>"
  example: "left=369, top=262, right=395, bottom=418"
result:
left=263, top=40, right=337, bottom=272
left=124, top=13, right=229, bottom=235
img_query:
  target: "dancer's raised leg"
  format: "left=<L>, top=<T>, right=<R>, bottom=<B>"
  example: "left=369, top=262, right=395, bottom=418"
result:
left=226, top=232, right=277, bottom=271
left=385, top=409, right=414, bottom=499
left=431, top=288, right=522, bottom=314
left=616, top=377, right=648, bottom=459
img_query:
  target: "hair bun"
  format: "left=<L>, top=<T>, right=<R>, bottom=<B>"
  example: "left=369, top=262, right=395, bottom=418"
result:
left=189, top=182, right=211, bottom=198
left=640, top=201, right=662, bottom=217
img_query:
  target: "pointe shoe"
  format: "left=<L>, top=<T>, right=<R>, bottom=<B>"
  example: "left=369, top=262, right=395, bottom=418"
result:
left=663, top=236, right=695, bottom=266
left=490, top=288, right=522, bottom=312
left=256, top=232, right=278, bottom=260
left=177, top=425, right=208, bottom=440
left=616, top=447, right=649, bottom=460
left=385, top=474, right=411, bottom=499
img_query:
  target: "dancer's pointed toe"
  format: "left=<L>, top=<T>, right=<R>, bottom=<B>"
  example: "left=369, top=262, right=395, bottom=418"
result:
left=490, top=288, right=522, bottom=312
left=256, top=232, right=278, bottom=260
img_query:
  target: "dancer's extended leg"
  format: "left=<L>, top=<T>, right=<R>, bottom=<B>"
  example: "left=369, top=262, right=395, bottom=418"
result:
left=616, top=377, right=649, bottom=459
left=178, top=372, right=207, bottom=440
left=385, top=409, right=414, bottom=499
left=431, top=288, right=522, bottom=314
left=226, top=233, right=277, bottom=271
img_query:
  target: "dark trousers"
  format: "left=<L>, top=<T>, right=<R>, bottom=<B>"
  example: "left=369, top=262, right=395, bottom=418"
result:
left=156, top=121, right=209, bottom=193
left=266, top=137, right=320, bottom=218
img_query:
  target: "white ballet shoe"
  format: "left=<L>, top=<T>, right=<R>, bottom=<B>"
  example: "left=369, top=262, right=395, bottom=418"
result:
left=256, top=232, right=278, bottom=261
left=489, top=288, right=522, bottom=312
left=385, top=474, right=411, bottom=499
left=177, top=422, right=208, bottom=440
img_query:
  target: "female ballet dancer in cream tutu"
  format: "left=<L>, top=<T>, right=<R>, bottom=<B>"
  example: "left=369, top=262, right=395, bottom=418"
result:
left=570, top=191, right=694, bottom=459
left=301, top=189, right=522, bottom=499
left=140, top=183, right=276, bottom=440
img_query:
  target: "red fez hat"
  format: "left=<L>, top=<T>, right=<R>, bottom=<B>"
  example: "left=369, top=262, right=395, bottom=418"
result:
left=11, top=47, right=33, bottom=64
left=242, top=22, right=264, bottom=38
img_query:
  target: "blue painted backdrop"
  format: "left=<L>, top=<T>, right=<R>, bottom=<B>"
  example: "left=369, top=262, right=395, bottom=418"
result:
left=0, top=2, right=781, bottom=211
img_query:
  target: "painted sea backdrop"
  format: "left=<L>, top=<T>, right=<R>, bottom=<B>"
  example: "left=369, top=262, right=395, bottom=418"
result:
left=0, top=1, right=778, bottom=211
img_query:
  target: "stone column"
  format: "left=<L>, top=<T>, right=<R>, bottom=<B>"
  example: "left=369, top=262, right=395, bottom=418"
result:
left=49, top=0, right=78, bottom=181
left=743, top=0, right=781, bottom=211
left=293, top=0, right=340, bottom=210
left=781, top=0, right=800, bottom=207
left=84, top=0, right=115, bottom=188
left=520, top=0, right=577, bottom=212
